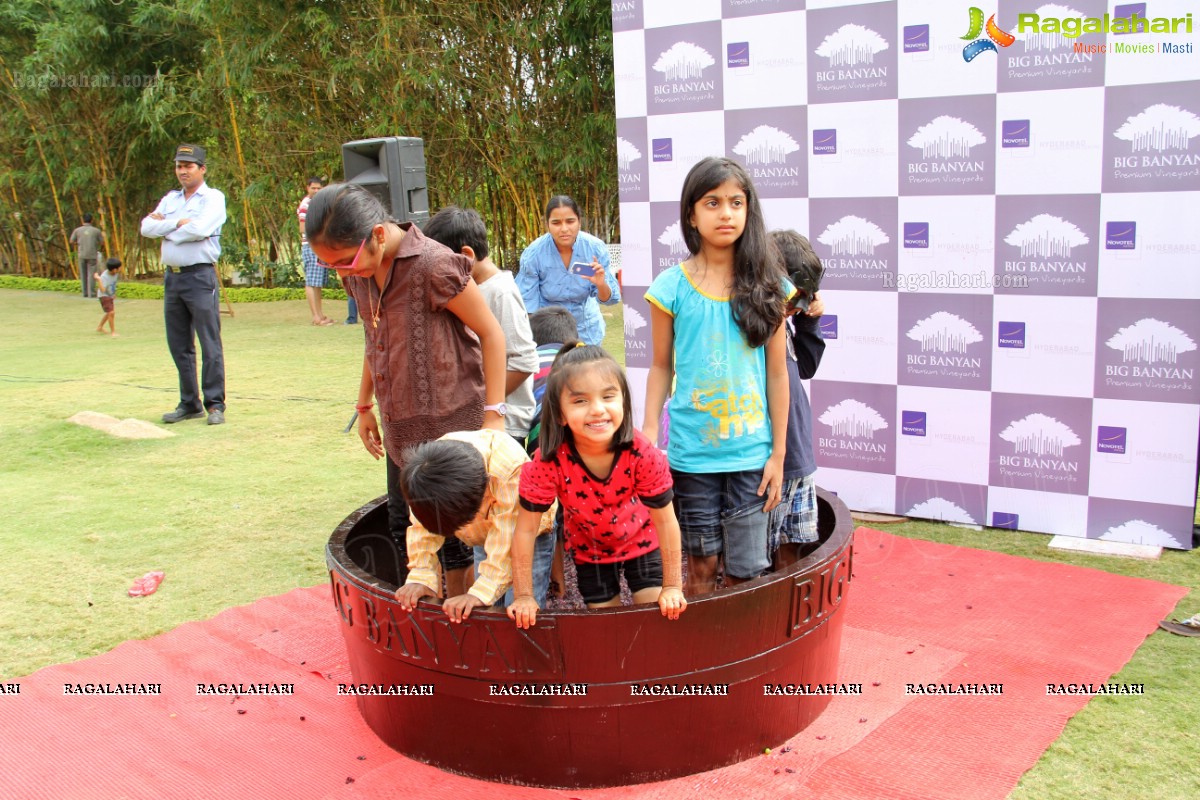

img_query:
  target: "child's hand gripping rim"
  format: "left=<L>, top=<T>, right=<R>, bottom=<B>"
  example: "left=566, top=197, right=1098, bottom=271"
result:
left=507, top=595, right=541, bottom=629
left=658, top=586, right=687, bottom=620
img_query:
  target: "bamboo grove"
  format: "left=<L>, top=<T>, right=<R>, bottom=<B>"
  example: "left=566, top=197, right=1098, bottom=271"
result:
left=0, top=0, right=616, bottom=279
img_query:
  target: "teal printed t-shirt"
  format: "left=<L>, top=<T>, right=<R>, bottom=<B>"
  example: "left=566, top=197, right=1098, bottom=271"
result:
left=645, top=264, right=792, bottom=474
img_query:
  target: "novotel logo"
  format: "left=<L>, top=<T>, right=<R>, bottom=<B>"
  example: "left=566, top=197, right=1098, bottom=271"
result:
left=652, top=138, right=673, bottom=163
left=998, top=321, right=1026, bottom=349
left=727, top=42, right=750, bottom=69
left=1105, top=221, right=1136, bottom=250
left=903, top=24, right=930, bottom=53
left=903, top=222, right=929, bottom=248
left=1002, top=120, right=1030, bottom=148
left=812, top=129, right=837, bottom=155
left=819, top=314, right=838, bottom=340
left=1096, top=426, right=1127, bottom=454
left=991, top=512, right=1020, bottom=530
left=901, top=410, right=927, bottom=437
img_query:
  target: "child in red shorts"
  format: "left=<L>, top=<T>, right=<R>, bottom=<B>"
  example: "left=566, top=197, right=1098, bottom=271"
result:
left=94, top=257, right=121, bottom=337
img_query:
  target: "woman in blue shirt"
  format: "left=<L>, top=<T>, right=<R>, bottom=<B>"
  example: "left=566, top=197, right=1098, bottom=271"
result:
left=516, top=195, right=621, bottom=346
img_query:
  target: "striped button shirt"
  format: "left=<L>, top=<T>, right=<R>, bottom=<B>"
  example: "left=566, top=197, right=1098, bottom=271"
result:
left=405, top=429, right=554, bottom=606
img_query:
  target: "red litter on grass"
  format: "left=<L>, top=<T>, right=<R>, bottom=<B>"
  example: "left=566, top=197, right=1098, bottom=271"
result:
left=127, top=571, right=165, bottom=597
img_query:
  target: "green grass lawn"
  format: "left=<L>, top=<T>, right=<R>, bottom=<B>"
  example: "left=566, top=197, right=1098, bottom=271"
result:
left=1, top=288, right=1196, bottom=798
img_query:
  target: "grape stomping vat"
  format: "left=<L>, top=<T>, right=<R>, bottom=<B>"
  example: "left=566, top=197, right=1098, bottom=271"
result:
left=325, top=488, right=854, bottom=788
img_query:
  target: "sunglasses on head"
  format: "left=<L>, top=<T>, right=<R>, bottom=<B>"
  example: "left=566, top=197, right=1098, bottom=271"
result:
left=316, top=237, right=369, bottom=271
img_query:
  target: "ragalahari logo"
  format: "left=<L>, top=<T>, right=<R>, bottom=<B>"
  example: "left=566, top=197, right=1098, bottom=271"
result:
left=1005, top=214, right=1089, bottom=259
left=817, top=216, right=890, bottom=257
left=819, top=399, right=889, bottom=439
left=623, top=305, right=648, bottom=338
left=657, top=221, right=690, bottom=258
left=1016, top=3, right=1087, bottom=52
left=999, top=413, right=1081, bottom=457
left=1105, top=319, right=1197, bottom=364
left=907, top=498, right=977, bottom=525
left=815, top=24, right=890, bottom=67
left=616, top=137, right=643, bottom=171
left=732, top=125, right=801, bottom=165
left=961, top=7, right=1015, bottom=62
left=907, top=312, right=984, bottom=354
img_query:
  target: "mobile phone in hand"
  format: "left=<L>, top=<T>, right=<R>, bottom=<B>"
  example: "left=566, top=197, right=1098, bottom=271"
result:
left=570, top=261, right=596, bottom=277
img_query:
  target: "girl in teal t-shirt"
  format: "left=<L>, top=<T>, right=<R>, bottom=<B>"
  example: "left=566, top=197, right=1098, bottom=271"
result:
left=643, top=157, right=793, bottom=596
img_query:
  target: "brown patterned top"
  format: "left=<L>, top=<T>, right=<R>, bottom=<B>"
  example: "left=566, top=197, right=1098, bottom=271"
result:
left=346, top=223, right=484, bottom=464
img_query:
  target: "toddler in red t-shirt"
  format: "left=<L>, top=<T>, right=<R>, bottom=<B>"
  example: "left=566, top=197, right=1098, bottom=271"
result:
left=508, top=344, right=687, bottom=628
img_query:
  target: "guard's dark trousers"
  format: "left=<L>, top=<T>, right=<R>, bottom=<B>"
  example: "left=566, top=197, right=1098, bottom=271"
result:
left=164, top=267, right=226, bottom=413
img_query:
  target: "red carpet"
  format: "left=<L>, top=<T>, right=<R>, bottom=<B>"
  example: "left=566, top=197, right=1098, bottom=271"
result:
left=0, top=528, right=1185, bottom=800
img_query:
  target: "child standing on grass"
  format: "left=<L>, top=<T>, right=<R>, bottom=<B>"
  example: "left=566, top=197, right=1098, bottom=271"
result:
left=94, top=257, right=121, bottom=337
left=768, top=230, right=827, bottom=568
left=642, top=157, right=792, bottom=596
left=508, top=345, right=687, bottom=627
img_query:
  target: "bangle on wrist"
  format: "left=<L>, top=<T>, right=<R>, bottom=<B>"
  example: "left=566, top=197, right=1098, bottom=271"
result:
left=355, top=402, right=374, bottom=414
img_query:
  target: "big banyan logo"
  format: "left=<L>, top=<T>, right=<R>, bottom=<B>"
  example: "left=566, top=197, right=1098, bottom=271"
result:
left=962, top=7, right=1015, bottom=61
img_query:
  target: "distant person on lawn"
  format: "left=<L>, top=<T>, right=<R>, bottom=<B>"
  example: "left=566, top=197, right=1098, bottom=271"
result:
left=93, top=257, right=121, bottom=337
left=298, top=176, right=336, bottom=326
left=70, top=213, right=105, bottom=298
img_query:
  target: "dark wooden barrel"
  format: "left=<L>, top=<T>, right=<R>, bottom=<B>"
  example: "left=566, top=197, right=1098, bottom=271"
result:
left=325, top=488, right=854, bottom=788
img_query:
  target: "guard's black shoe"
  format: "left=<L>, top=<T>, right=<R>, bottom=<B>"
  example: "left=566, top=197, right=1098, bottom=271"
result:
left=162, top=407, right=205, bottom=423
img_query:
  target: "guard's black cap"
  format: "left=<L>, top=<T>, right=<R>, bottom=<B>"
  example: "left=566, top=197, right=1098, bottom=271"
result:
left=173, top=143, right=206, bottom=164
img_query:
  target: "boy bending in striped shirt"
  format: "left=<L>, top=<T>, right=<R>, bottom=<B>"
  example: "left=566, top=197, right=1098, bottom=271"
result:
left=396, top=430, right=555, bottom=623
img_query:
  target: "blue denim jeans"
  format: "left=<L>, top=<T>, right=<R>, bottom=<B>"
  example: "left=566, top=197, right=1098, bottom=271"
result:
left=671, top=469, right=772, bottom=580
left=475, top=527, right=555, bottom=608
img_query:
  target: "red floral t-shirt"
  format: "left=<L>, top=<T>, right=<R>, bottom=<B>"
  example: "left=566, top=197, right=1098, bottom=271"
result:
left=519, top=431, right=673, bottom=564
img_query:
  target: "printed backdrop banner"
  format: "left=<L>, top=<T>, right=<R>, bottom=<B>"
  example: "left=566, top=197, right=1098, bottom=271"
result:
left=615, top=0, right=1199, bottom=549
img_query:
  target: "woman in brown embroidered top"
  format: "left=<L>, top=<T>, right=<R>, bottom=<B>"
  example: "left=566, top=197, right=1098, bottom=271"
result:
left=306, top=183, right=507, bottom=585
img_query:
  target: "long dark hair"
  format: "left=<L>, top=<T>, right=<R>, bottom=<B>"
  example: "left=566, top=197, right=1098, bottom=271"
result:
left=538, top=344, right=634, bottom=461
left=771, top=229, right=824, bottom=296
left=679, top=157, right=785, bottom=349
left=305, top=183, right=397, bottom=248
